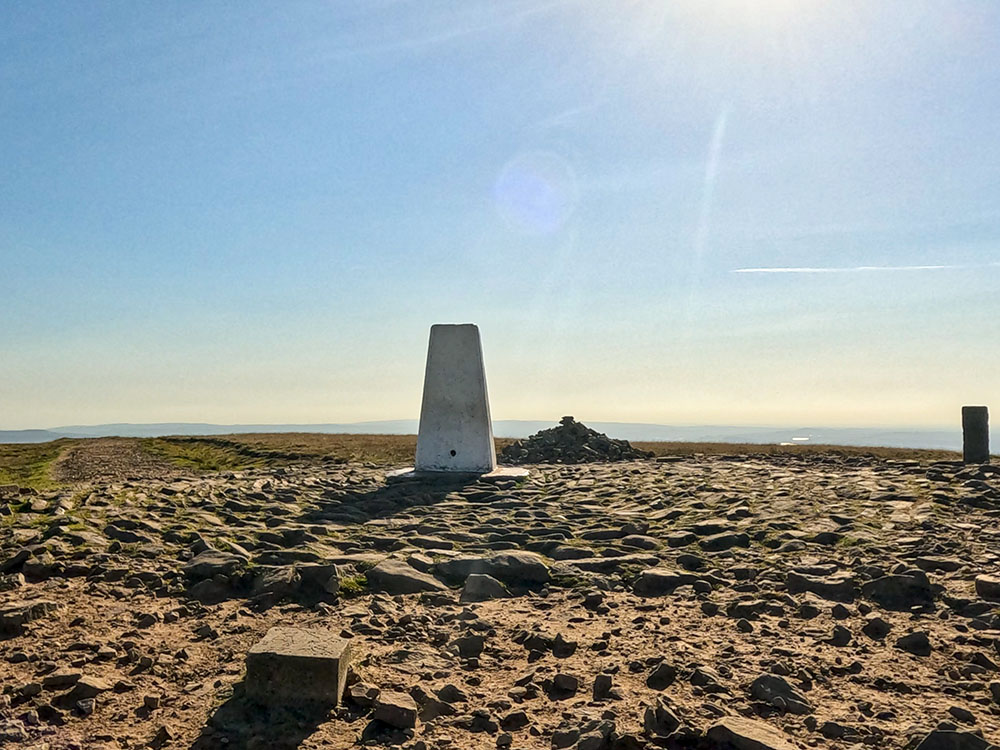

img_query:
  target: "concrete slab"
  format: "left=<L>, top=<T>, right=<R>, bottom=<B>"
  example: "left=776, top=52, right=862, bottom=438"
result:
left=245, top=627, right=352, bottom=706
left=386, top=466, right=529, bottom=483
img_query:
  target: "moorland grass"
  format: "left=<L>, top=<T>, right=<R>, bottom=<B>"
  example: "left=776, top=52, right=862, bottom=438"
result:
left=0, top=439, right=70, bottom=490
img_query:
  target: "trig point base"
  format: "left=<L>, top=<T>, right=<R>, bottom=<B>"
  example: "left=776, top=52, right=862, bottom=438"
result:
left=388, top=323, right=528, bottom=481
left=962, top=405, right=990, bottom=464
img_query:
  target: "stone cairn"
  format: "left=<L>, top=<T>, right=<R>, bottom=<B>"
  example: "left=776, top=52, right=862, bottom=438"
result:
left=500, top=416, right=654, bottom=464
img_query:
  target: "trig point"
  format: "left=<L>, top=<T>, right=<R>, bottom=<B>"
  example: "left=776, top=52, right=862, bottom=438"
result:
left=389, top=323, right=527, bottom=480
left=962, top=405, right=990, bottom=464
left=416, top=323, right=496, bottom=472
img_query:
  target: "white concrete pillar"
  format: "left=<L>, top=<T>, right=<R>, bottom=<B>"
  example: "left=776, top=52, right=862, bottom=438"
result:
left=414, top=324, right=497, bottom=473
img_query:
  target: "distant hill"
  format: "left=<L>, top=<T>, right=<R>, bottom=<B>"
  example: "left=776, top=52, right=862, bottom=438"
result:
left=0, top=420, right=963, bottom=451
left=0, top=429, right=68, bottom=443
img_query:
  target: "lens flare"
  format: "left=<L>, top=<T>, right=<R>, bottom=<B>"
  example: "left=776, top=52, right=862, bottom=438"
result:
left=493, top=151, right=579, bottom=234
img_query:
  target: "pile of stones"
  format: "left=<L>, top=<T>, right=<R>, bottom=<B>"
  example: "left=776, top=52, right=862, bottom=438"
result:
left=500, top=416, right=654, bottom=464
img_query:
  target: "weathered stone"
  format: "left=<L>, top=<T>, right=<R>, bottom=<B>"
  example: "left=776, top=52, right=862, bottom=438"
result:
left=975, top=574, right=1000, bottom=601
left=183, top=549, right=244, bottom=581
left=643, top=696, right=681, bottom=738
left=895, top=630, right=932, bottom=656
left=460, top=573, right=510, bottom=602
left=66, top=675, right=112, bottom=701
left=437, top=551, right=549, bottom=585
left=245, top=627, right=352, bottom=706
left=862, top=615, right=891, bottom=639
left=706, top=716, right=800, bottom=749
left=0, top=600, right=60, bottom=635
left=699, top=531, right=750, bottom=552
left=914, top=730, right=991, bottom=750
left=749, top=674, right=812, bottom=714
left=786, top=571, right=857, bottom=602
left=861, top=573, right=935, bottom=610
left=252, top=565, right=301, bottom=598
left=552, top=673, right=580, bottom=695
left=632, top=568, right=695, bottom=596
left=373, top=691, right=418, bottom=729
left=366, top=559, right=447, bottom=594
left=646, top=661, right=678, bottom=690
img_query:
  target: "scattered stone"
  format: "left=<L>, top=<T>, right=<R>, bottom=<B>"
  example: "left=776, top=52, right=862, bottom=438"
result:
left=643, top=696, right=681, bottom=737
left=914, top=730, right=992, bottom=750
left=862, top=615, right=891, bottom=640
left=861, top=573, right=935, bottom=610
left=366, top=559, right=447, bottom=594
left=460, top=573, right=510, bottom=602
left=0, top=600, right=60, bottom=635
left=749, top=674, right=812, bottom=715
left=499, top=416, right=653, bottom=464
left=974, top=574, right=1000, bottom=601
left=786, top=571, right=857, bottom=602
left=632, top=568, right=694, bottom=596
left=895, top=630, right=932, bottom=656
left=182, top=549, right=244, bottom=581
left=706, top=716, right=799, bottom=749
left=646, top=661, right=678, bottom=690
left=373, top=691, right=418, bottom=729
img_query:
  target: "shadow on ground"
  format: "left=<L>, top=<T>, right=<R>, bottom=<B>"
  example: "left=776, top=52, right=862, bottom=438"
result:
left=188, top=682, right=336, bottom=750
left=188, top=682, right=414, bottom=750
left=296, top=472, right=520, bottom=529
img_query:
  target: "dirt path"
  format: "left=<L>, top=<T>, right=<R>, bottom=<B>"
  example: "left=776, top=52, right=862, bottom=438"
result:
left=50, top=438, right=183, bottom=484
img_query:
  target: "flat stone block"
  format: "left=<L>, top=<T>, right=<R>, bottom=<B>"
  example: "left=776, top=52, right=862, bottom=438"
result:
left=245, top=627, right=352, bottom=706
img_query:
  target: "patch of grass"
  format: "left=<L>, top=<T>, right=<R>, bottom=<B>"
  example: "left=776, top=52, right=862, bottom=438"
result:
left=0, top=440, right=69, bottom=491
left=836, top=535, right=868, bottom=548
left=550, top=573, right=590, bottom=590
left=339, top=574, right=370, bottom=598
left=142, top=437, right=264, bottom=473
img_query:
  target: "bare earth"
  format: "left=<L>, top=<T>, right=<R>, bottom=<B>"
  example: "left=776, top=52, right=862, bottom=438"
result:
left=2, top=440, right=1000, bottom=750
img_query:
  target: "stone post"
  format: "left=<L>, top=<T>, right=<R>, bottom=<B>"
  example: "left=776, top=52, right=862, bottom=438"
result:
left=962, top=406, right=990, bottom=464
left=414, top=323, right=497, bottom=473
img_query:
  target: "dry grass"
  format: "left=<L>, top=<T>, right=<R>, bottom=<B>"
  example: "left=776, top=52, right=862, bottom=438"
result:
left=0, top=432, right=966, bottom=491
left=633, top=440, right=962, bottom=462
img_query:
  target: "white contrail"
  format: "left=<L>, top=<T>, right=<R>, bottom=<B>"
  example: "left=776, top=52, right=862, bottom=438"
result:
left=694, top=109, right=729, bottom=263
left=683, top=107, right=729, bottom=332
left=732, top=262, right=1000, bottom=274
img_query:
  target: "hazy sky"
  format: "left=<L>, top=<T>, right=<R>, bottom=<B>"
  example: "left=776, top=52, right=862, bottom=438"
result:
left=2, top=1, right=999, bottom=430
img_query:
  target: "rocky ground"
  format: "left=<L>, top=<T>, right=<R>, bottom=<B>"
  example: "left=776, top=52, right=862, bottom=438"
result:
left=2, top=441, right=1000, bottom=750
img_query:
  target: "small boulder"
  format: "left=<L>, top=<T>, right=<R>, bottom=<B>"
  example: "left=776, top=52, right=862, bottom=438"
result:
left=895, top=630, right=932, bottom=656
left=373, top=691, right=418, bottom=729
left=460, top=573, right=509, bottom=602
left=366, top=559, right=447, bottom=595
left=183, top=549, right=244, bottom=581
left=706, top=716, right=800, bottom=749
left=861, top=573, right=935, bottom=610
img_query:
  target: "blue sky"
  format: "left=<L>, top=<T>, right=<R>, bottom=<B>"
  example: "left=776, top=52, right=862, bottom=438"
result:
left=2, top=0, right=998, bottom=429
